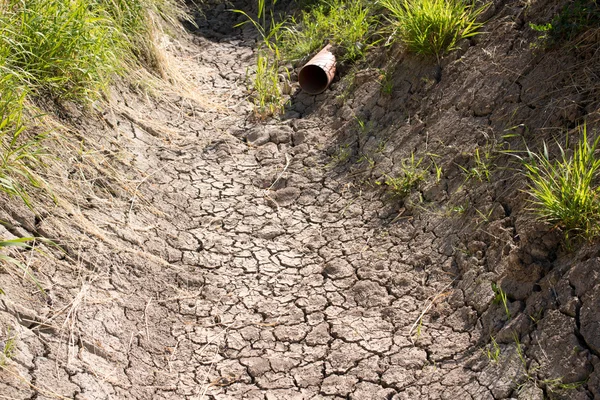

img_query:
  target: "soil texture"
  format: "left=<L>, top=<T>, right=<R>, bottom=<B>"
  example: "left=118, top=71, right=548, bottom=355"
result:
left=1, top=0, right=600, bottom=399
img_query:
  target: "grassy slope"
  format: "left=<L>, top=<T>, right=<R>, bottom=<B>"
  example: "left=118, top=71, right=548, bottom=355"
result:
left=0, top=0, right=185, bottom=287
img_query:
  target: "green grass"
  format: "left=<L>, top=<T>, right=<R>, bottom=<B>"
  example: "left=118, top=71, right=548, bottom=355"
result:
left=520, top=124, right=600, bottom=241
left=377, top=153, right=427, bottom=198
left=235, top=0, right=378, bottom=115
left=234, top=0, right=290, bottom=118
left=0, top=0, right=182, bottom=281
left=98, top=0, right=182, bottom=73
left=378, top=69, right=394, bottom=95
left=380, top=0, right=488, bottom=61
left=460, top=147, right=494, bottom=182
left=530, top=0, right=600, bottom=48
left=279, top=8, right=326, bottom=62
left=0, top=0, right=123, bottom=100
left=253, top=51, right=285, bottom=117
left=278, top=0, right=378, bottom=62
left=0, top=0, right=185, bottom=100
left=483, top=336, right=500, bottom=362
left=542, top=377, right=587, bottom=392
left=0, top=327, right=16, bottom=366
left=0, top=76, right=47, bottom=207
left=512, top=331, right=586, bottom=395
left=492, top=282, right=511, bottom=319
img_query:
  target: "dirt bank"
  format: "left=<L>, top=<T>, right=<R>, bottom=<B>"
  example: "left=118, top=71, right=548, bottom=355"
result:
left=1, top=0, right=599, bottom=399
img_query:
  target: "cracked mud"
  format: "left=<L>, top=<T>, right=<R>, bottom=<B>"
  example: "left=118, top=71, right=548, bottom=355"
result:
left=1, top=0, right=600, bottom=398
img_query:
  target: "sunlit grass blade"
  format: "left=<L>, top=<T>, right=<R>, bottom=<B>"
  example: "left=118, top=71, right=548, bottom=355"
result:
left=380, top=0, right=488, bottom=61
left=522, top=124, right=600, bottom=240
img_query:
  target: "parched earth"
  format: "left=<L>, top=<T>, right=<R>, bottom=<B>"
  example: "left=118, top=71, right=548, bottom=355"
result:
left=1, top=0, right=600, bottom=399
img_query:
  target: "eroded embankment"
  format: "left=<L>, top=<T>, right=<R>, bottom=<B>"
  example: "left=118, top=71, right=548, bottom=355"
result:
left=1, top=0, right=600, bottom=399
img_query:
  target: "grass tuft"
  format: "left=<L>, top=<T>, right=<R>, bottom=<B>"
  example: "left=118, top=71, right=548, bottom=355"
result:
left=377, top=153, right=427, bottom=198
left=279, top=0, right=377, bottom=62
left=521, top=124, right=600, bottom=240
left=380, top=0, right=488, bottom=61
left=100, top=0, right=188, bottom=74
left=0, top=0, right=181, bottom=210
left=234, top=0, right=290, bottom=118
left=0, top=76, right=47, bottom=207
left=0, top=327, right=16, bottom=366
left=0, top=0, right=123, bottom=100
left=530, top=0, right=600, bottom=49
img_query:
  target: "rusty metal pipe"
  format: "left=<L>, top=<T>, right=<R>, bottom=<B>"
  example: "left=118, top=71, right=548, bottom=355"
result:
left=298, top=44, right=336, bottom=95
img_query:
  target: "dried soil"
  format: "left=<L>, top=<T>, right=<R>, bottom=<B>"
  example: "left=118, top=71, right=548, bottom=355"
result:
left=1, top=0, right=600, bottom=399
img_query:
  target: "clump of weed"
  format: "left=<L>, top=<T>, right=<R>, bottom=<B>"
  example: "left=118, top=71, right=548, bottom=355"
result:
left=459, top=147, right=495, bottom=182
left=377, top=153, right=427, bottom=198
left=380, top=0, right=488, bottom=61
left=0, top=0, right=184, bottom=100
left=99, top=0, right=187, bottom=73
left=543, top=377, right=587, bottom=394
left=530, top=0, right=600, bottom=48
left=0, top=0, right=123, bottom=100
left=512, top=331, right=587, bottom=395
left=253, top=50, right=287, bottom=118
left=482, top=336, right=501, bottom=362
left=378, top=69, right=394, bottom=95
left=278, top=0, right=378, bottom=62
left=234, top=0, right=290, bottom=118
left=520, top=124, right=600, bottom=241
left=449, top=200, right=469, bottom=215
left=329, top=144, right=352, bottom=165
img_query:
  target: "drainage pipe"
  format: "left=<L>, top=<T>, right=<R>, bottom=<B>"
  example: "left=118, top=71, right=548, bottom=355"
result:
left=298, top=44, right=336, bottom=95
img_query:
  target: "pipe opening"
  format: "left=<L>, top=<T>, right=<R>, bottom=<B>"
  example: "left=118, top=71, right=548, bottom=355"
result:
left=298, top=65, right=330, bottom=95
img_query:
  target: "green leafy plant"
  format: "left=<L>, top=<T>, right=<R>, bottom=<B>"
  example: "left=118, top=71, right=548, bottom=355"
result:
left=475, top=206, right=494, bottom=224
left=357, top=153, right=375, bottom=168
left=330, top=144, right=352, bottom=164
left=378, top=69, right=394, bottom=95
left=380, top=0, right=488, bottom=61
left=513, top=331, right=587, bottom=394
left=520, top=124, right=600, bottom=240
left=253, top=51, right=285, bottom=117
left=326, top=0, right=377, bottom=61
left=542, top=377, right=587, bottom=393
left=280, top=9, right=326, bottom=62
left=449, top=200, right=468, bottom=215
left=0, top=0, right=183, bottom=100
